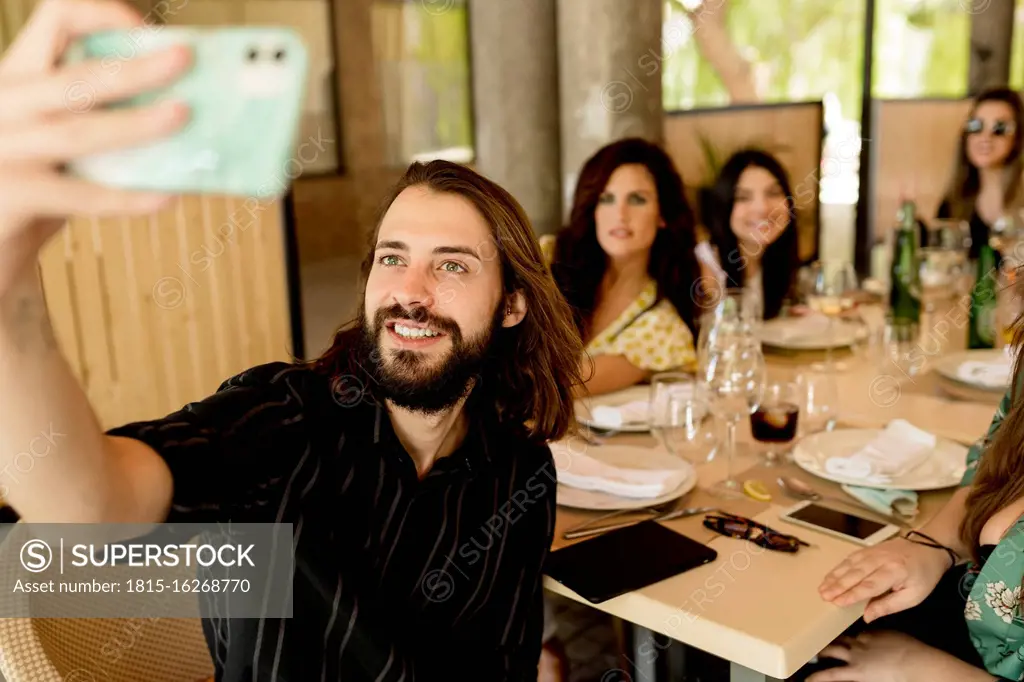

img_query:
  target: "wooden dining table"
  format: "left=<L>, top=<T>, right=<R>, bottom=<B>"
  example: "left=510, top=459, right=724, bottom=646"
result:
left=543, top=303, right=1004, bottom=681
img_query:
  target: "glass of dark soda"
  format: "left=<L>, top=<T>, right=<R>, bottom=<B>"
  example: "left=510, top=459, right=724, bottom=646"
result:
left=749, top=381, right=800, bottom=466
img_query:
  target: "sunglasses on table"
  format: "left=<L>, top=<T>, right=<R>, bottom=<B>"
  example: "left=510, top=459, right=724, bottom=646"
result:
left=964, top=118, right=1017, bottom=137
left=703, top=512, right=811, bottom=553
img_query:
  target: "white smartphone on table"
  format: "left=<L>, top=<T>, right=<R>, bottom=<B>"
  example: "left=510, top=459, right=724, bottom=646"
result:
left=777, top=500, right=901, bottom=547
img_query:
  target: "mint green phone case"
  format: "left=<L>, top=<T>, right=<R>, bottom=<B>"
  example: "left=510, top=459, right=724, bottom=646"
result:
left=64, top=27, right=309, bottom=199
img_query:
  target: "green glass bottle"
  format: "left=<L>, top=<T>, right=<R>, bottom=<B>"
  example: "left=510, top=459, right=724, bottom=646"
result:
left=969, top=242, right=998, bottom=349
left=889, top=199, right=922, bottom=329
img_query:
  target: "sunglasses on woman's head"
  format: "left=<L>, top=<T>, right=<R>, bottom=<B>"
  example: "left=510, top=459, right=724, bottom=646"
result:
left=703, top=512, right=810, bottom=553
left=965, top=118, right=1016, bottom=137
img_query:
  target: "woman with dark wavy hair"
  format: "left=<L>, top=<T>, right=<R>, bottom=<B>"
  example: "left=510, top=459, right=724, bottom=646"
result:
left=696, top=148, right=800, bottom=321
left=539, top=137, right=702, bottom=396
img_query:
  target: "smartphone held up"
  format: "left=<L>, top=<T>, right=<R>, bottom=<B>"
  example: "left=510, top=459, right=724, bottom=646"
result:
left=61, top=26, right=310, bottom=199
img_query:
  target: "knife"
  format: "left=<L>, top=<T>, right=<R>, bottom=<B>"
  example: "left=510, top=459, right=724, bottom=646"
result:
left=562, top=506, right=719, bottom=541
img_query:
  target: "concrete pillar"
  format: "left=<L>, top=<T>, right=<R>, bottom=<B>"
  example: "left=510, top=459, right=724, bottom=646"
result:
left=469, top=0, right=562, bottom=236
left=967, top=0, right=1015, bottom=95
left=557, top=0, right=664, bottom=214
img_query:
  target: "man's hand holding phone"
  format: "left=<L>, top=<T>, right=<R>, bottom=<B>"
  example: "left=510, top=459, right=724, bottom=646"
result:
left=0, top=0, right=190, bottom=295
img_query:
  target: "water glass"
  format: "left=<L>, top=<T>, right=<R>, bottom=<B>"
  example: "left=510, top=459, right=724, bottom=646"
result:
left=652, top=393, right=718, bottom=465
left=795, top=371, right=837, bottom=438
left=880, top=320, right=925, bottom=378
left=750, top=380, right=801, bottom=467
left=920, top=219, right=970, bottom=307
left=650, top=372, right=697, bottom=426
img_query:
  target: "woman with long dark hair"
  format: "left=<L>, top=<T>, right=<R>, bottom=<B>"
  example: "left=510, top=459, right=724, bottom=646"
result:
left=696, top=148, right=800, bottom=321
left=540, top=137, right=702, bottom=396
left=937, top=87, right=1024, bottom=259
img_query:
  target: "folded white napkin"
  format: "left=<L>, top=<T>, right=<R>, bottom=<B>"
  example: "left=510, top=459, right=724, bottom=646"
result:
left=589, top=400, right=649, bottom=429
left=957, top=359, right=1012, bottom=388
left=549, top=442, right=688, bottom=499
left=824, top=420, right=936, bottom=484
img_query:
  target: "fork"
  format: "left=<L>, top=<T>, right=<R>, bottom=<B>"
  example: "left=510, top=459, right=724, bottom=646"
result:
left=561, top=499, right=679, bottom=539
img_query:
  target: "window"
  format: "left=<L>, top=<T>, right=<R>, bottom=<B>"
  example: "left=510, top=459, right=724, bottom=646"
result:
left=1008, top=0, right=1024, bottom=89
left=662, top=0, right=867, bottom=205
left=371, top=0, right=474, bottom=166
left=872, top=0, right=970, bottom=99
left=662, top=0, right=866, bottom=118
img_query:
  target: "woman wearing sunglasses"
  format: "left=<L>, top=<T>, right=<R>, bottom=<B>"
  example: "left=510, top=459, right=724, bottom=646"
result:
left=801, top=334, right=1024, bottom=680
left=935, top=87, right=1024, bottom=259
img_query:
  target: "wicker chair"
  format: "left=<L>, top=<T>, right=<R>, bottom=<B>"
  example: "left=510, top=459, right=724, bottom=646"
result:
left=0, top=524, right=214, bottom=682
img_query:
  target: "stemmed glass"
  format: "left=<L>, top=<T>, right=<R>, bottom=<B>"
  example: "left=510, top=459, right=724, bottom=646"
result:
left=697, top=288, right=760, bottom=375
left=802, top=260, right=860, bottom=372
left=703, top=337, right=767, bottom=498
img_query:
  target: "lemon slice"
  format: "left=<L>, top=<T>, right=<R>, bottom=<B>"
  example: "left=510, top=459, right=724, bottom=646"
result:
left=743, top=479, right=771, bottom=502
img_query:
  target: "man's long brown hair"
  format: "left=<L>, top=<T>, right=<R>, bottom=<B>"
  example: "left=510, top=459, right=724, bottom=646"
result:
left=308, top=160, right=585, bottom=444
left=960, top=266, right=1024, bottom=562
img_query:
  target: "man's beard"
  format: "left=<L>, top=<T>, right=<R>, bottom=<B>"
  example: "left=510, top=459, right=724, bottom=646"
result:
left=359, top=303, right=498, bottom=415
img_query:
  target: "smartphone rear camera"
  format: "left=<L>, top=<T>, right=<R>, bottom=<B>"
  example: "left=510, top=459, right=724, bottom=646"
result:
left=238, top=44, right=292, bottom=98
left=243, top=46, right=287, bottom=63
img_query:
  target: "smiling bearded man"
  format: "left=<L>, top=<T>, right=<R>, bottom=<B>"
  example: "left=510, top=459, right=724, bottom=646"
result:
left=93, top=160, right=585, bottom=682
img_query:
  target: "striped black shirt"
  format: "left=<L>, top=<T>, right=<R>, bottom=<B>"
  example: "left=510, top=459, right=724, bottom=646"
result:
left=107, top=360, right=557, bottom=681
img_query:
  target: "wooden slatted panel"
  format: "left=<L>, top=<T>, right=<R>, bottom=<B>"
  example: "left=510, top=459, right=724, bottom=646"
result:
left=0, top=1, right=294, bottom=428
left=663, top=102, right=825, bottom=263
left=38, top=197, right=293, bottom=430
left=871, top=98, right=975, bottom=243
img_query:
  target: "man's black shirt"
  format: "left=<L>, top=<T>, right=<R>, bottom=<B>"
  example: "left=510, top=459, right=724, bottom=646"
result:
left=107, top=360, right=557, bottom=681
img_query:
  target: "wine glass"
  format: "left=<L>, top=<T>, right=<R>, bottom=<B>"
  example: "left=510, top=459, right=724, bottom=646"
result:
left=703, top=337, right=766, bottom=498
left=702, top=287, right=762, bottom=327
left=697, top=297, right=759, bottom=376
left=803, top=260, right=860, bottom=371
left=750, top=380, right=801, bottom=467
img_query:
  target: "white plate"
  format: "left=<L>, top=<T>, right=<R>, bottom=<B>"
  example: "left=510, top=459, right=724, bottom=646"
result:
left=575, top=385, right=654, bottom=433
left=934, top=349, right=1012, bottom=393
left=554, top=444, right=697, bottom=510
left=792, top=428, right=967, bottom=491
left=758, top=317, right=867, bottom=351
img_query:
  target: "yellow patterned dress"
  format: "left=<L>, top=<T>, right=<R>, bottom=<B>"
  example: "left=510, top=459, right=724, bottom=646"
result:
left=538, top=235, right=697, bottom=374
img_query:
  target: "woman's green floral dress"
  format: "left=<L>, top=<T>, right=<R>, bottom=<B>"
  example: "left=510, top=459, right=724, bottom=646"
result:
left=959, top=389, right=1024, bottom=680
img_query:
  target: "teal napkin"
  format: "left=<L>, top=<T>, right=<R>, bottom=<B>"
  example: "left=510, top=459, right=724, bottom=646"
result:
left=840, top=484, right=919, bottom=518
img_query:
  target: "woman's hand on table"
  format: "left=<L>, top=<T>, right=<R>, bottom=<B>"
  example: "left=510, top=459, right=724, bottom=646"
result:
left=806, top=631, right=997, bottom=682
left=818, top=537, right=949, bottom=622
